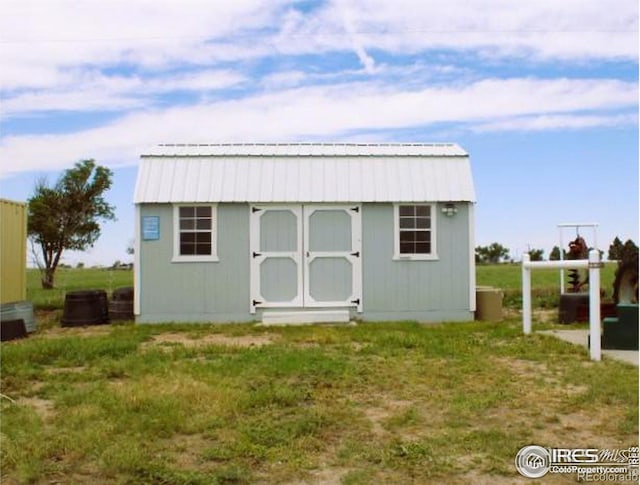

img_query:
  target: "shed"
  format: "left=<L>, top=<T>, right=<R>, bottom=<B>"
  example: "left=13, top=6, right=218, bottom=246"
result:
left=0, top=199, right=27, bottom=304
left=134, top=143, right=476, bottom=324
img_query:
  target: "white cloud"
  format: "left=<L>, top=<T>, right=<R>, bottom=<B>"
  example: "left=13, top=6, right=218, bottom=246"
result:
left=271, top=0, right=638, bottom=61
left=1, top=0, right=636, bottom=93
left=473, top=113, right=639, bottom=132
left=1, top=76, right=636, bottom=177
left=2, top=69, right=246, bottom=116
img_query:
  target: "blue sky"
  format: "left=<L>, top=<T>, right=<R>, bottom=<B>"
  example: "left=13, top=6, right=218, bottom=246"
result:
left=1, top=0, right=637, bottom=266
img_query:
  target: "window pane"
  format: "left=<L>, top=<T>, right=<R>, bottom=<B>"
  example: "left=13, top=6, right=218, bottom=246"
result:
left=181, top=232, right=196, bottom=243
left=180, top=218, right=195, bottom=230
left=180, top=207, right=195, bottom=218
left=415, top=217, right=430, bottom=229
left=415, top=243, right=431, bottom=254
left=400, top=242, right=414, bottom=254
left=196, top=232, right=212, bottom=244
left=195, top=243, right=212, bottom=255
left=399, top=231, right=415, bottom=243
left=196, top=218, right=212, bottom=230
left=196, top=206, right=212, bottom=218
left=415, top=231, right=430, bottom=242
left=399, top=205, right=415, bottom=217
left=416, top=205, right=430, bottom=217
left=180, top=243, right=195, bottom=255
left=399, top=217, right=415, bottom=229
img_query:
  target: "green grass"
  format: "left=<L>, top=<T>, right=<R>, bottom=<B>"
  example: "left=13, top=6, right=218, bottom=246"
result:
left=27, top=268, right=133, bottom=310
left=477, top=262, right=618, bottom=308
left=1, top=320, right=637, bottom=484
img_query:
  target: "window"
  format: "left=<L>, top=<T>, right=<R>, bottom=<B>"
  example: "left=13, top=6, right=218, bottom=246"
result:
left=394, top=204, right=437, bottom=260
left=173, top=205, right=218, bottom=262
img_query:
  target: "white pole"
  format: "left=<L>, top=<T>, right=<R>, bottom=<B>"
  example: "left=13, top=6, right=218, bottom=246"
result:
left=589, top=249, right=601, bottom=361
left=559, top=226, right=565, bottom=294
left=522, top=253, right=532, bottom=334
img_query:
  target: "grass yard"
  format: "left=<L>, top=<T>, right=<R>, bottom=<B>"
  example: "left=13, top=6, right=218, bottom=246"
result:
left=1, top=320, right=637, bottom=484
left=5, top=264, right=634, bottom=484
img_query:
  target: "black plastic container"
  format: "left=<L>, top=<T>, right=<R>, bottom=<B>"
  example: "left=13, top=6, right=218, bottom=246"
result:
left=61, top=290, right=109, bottom=327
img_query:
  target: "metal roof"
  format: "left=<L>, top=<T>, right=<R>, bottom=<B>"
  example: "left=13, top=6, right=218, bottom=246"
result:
left=142, top=142, right=468, bottom=157
left=134, top=143, right=475, bottom=203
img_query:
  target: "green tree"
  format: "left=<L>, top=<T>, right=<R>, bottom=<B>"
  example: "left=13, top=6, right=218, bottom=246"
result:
left=28, top=160, right=115, bottom=289
left=475, top=243, right=510, bottom=264
left=529, top=248, right=544, bottom=261
left=549, top=245, right=564, bottom=261
left=620, top=239, right=638, bottom=262
left=608, top=236, right=625, bottom=261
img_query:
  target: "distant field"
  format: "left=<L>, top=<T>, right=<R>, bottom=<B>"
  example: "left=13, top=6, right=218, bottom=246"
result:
left=27, top=268, right=133, bottom=310
left=27, top=263, right=619, bottom=311
left=476, top=262, right=618, bottom=308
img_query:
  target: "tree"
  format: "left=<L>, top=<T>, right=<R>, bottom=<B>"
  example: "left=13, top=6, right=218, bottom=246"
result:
left=620, top=239, right=638, bottom=262
left=475, top=243, right=510, bottom=264
left=28, top=160, right=115, bottom=289
left=608, top=236, right=625, bottom=261
left=549, top=246, right=564, bottom=261
left=528, top=248, right=544, bottom=261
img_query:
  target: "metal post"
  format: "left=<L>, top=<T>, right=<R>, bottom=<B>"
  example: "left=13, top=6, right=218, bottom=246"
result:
left=559, top=226, right=565, bottom=294
left=588, top=249, right=601, bottom=361
left=522, top=253, right=531, bottom=334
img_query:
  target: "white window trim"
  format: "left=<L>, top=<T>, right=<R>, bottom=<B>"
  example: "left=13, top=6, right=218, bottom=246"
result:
left=172, top=203, right=219, bottom=263
left=393, top=203, right=438, bottom=261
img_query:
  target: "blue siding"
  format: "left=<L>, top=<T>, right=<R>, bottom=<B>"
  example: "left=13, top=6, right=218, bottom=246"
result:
left=137, top=202, right=473, bottom=323
left=138, top=203, right=253, bottom=323
left=361, top=203, right=473, bottom=321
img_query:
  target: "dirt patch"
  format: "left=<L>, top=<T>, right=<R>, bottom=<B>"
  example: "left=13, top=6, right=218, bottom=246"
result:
left=143, top=332, right=277, bottom=350
left=17, top=396, right=56, bottom=422
left=362, top=398, right=414, bottom=437
left=296, top=467, right=351, bottom=485
left=45, top=366, right=88, bottom=375
left=36, top=325, right=112, bottom=339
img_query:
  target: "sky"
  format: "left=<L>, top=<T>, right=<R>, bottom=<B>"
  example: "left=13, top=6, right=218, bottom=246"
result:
left=0, top=0, right=638, bottom=267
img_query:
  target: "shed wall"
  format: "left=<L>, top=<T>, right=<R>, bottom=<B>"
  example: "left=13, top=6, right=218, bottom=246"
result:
left=0, top=200, right=27, bottom=304
left=361, top=203, right=473, bottom=321
left=137, top=203, right=252, bottom=322
left=137, top=202, right=473, bottom=323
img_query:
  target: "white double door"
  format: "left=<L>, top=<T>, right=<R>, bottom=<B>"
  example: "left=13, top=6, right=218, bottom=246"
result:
left=250, top=204, right=362, bottom=313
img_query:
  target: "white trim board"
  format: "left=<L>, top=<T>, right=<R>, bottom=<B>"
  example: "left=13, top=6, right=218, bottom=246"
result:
left=259, top=310, right=351, bottom=325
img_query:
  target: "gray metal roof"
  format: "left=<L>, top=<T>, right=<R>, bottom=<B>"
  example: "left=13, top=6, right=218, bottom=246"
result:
left=134, top=143, right=475, bottom=203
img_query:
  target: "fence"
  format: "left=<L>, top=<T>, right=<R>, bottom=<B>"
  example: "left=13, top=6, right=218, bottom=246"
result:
left=521, top=250, right=601, bottom=361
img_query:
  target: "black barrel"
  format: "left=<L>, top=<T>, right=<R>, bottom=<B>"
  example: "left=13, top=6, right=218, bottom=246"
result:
left=1, top=319, right=27, bottom=341
left=109, top=287, right=134, bottom=320
left=558, top=293, right=589, bottom=324
left=61, top=290, right=109, bottom=327
left=112, top=287, right=134, bottom=301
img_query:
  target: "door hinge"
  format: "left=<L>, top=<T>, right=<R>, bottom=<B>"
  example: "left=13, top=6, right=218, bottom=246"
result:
left=252, top=299, right=263, bottom=306
left=350, top=251, right=360, bottom=257
left=252, top=251, right=262, bottom=258
left=251, top=207, right=262, bottom=213
left=351, top=298, right=360, bottom=305
left=351, top=206, right=359, bottom=212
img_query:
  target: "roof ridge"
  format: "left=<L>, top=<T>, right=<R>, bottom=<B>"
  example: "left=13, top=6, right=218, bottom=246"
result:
left=156, top=142, right=458, bottom=147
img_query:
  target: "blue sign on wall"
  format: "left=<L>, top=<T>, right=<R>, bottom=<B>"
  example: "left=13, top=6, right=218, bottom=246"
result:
left=142, top=216, right=160, bottom=241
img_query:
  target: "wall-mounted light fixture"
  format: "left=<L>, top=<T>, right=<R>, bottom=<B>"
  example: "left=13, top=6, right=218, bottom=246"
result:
left=441, top=203, right=458, bottom=217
